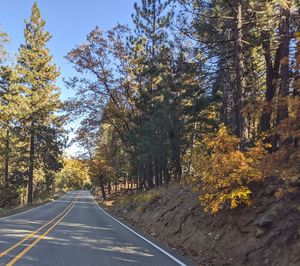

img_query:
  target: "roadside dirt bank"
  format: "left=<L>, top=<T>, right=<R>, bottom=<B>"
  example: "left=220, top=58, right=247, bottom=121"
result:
left=96, top=183, right=300, bottom=266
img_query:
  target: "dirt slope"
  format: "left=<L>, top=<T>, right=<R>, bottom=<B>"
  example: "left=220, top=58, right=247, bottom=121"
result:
left=105, top=183, right=300, bottom=266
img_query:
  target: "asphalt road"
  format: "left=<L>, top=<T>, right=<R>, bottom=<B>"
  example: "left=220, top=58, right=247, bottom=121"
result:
left=0, top=191, right=191, bottom=266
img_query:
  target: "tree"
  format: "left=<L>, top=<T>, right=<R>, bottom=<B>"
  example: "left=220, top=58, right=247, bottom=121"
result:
left=56, top=158, right=90, bottom=190
left=64, top=0, right=300, bottom=215
left=0, top=66, right=25, bottom=182
left=17, top=2, right=61, bottom=203
left=0, top=28, right=8, bottom=63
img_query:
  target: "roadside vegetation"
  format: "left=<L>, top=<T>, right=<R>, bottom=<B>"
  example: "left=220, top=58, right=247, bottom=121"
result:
left=0, top=1, right=300, bottom=264
left=56, top=159, right=91, bottom=191
left=66, top=0, right=300, bottom=214
left=0, top=3, right=65, bottom=209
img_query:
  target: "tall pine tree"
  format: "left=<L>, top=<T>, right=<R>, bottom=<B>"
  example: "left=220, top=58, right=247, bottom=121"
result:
left=17, top=2, right=61, bottom=203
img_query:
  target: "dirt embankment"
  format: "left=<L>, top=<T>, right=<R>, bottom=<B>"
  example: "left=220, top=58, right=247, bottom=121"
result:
left=102, top=183, right=300, bottom=266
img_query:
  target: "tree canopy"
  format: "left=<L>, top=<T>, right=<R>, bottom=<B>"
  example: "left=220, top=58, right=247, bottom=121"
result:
left=0, top=0, right=300, bottom=214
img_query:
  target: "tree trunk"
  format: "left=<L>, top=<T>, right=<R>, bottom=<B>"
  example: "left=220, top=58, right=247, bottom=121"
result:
left=154, top=157, right=160, bottom=187
left=163, top=157, right=170, bottom=186
left=276, top=7, right=290, bottom=125
left=173, top=122, right=182, bottom=180
left=99, top=175, right=106, bottom=201
left=260, top=31, right=279, bottom=133
left=107, top=179, right=111, bottom=195
left=130, top=178, right=133, bottom=190
left=187, top=122, right=196, bottom=176
left=27, top=125, right=35, bottom=204
left=233, top=0, right=247, bottom=148
left=4, top=128, right=9, bottom=182
left=159, top=164, right=163, bottom=186
left=147, top=159, right=154, bottom=189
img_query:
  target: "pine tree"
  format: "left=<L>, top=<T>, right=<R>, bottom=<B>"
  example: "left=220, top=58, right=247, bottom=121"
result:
left=0, top=29, right=8, bottom=63
left=17, top=2, right=61, bottom=203
left=0, top=66, right=19, bottom=182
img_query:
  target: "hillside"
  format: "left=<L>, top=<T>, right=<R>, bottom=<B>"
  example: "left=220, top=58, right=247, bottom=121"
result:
left=100, top=183, right=300, bottom=266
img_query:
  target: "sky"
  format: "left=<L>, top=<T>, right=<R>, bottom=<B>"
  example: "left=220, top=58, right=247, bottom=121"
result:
left=0, top=0, right=135, bottom=156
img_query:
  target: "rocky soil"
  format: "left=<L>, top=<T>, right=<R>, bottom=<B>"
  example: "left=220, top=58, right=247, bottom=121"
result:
left=102, top=183, right=300, bottom=266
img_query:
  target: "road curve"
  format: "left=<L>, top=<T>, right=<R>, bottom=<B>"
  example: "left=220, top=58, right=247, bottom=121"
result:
left=0, top=191, right=192, bottom=266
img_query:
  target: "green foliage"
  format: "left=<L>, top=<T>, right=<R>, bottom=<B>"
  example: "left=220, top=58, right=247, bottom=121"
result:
left=56, top=159, right=90, bottom=191
left=51, top=0, right=300, bottom=216
left=17, top=2, right=61, bottom=122
left=0, top=3, right=65, bottom=207
left=0, top=30, right=9, bottom=63
left=16, top=2, right=63, bottom=203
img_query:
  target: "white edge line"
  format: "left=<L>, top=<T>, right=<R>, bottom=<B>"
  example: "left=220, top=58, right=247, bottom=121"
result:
left=91, top=195, right=187, bottom=266
left=0, top=192, right=71, bottom=221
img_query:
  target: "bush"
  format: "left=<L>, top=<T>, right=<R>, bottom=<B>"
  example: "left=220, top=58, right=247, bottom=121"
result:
left=118, top=188, right=162, bottom=213
left=198, top=126, right=266, bottom=214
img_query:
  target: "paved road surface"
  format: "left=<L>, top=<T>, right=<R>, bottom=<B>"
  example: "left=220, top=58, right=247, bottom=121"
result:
left=0, top=191, right=191, bottom=266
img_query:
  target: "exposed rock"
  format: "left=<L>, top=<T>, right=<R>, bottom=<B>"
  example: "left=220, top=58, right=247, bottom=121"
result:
left=257, top=213, right=274, bottom=227
left=214, top=233, right=222, bottom=240
left=255, top=228, right=265, bottom=238
left=109, top=183, right=300, bottom=266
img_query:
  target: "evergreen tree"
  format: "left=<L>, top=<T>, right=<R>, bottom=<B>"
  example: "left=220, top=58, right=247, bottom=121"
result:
left=0, top=28, right=8, bottom=63
left=16, top=2, right=61, bottom=203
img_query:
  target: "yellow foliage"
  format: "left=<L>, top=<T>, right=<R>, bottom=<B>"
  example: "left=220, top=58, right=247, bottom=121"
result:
left=56, top=159, right=90, bottom=190
left=118, top=189, right=162, bottom=213
left=263, top=74, right=300, bottom=181
left=199, top=126, right=266, bottom=214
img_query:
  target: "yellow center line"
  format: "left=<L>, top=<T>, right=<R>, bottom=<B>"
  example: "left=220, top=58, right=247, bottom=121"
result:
left=6, top=195, right=79, bottom=266
left=0, top=193, right=79, bottom=259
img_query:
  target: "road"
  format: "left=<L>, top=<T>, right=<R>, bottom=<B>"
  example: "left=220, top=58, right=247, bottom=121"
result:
left=0, top=191, right=191, bottom=266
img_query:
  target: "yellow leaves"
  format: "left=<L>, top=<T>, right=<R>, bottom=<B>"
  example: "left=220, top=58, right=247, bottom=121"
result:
left=276, top=0, right=292, bottom=9
left=198, top=126, right=265, bottom=214
left=229, top=187, right=252, bottom=209
left=206, top=126, right=240, bottom=153
left=56, top=159, right=90, bottom=190
left=152, top=76, right=163, bottom=86
left=154, top=94, right=164, bottom=102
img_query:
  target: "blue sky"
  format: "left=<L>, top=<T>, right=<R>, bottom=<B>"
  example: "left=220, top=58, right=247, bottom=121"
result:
left=0, top=0, right=135, bottom=101
left=0, top=0, right=135, bottom=156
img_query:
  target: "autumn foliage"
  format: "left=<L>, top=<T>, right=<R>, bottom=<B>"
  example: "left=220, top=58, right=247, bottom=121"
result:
left=198, top=127, right=266, bottom=213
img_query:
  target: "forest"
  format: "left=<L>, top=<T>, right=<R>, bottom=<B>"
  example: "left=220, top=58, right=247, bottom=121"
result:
left=0, top=0, right=300, bottom=216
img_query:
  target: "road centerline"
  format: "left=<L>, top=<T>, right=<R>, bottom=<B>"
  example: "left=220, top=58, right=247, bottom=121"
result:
left=6, top=194, right=79, bottom=266
left=0, top=193, right=79, bottom=260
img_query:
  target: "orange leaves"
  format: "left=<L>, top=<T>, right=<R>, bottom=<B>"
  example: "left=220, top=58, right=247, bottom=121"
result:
left=198, top=126, right=266, bottom=214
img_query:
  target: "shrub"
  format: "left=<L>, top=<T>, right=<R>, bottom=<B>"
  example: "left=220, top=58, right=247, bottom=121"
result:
left=199, top=126, right=266, bottom=214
